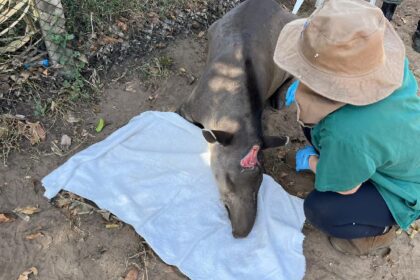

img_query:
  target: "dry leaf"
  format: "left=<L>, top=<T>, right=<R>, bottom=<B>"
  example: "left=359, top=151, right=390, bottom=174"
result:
left=65, top=112, right=81, bottom=124
left=105, top=223, right=120, bottom=229
left=18, top=267, right=38, bottom=280
left=14, top=207, right=40, bottom=215
left=125, top=82, right=137, bottom=93
left=147, top=11, right=160, bottom=24
left=17, top=121, right=46, bottom=145
left=280, top=172, right=288, bottom=178
left=198, top=31, right=205, bottom=38
left=50, top=101, right=56, bottom=112
left=55, top=197, right=72, bottom=208
left=99, top=211, right=112, bottom=221
left=20, top=71, right=31, bottom=81
left=25, top=232, right=44, bottom=240
left=124, top=268, right=139, bottom=280
left=116, top=20, right=128, bottom=32
left=99, top=35, right=121, bottom=45
left=0, top=213, right=13, bottom=223
left=147, top=12, right=159, bottom=18
left=0, top=126, right=8, bottom=139
left=77, top=54, right=89, bottom=64
left=26, top=122, right=46, bottom=144
left=42, top=69, right=48, bottom=76
left=90, top=44, right=98, bottom=52
left=156, top=42, right=166, bottom=49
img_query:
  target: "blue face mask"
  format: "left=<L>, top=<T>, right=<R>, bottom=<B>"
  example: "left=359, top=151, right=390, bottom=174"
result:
left=286, top=80, right=300, bottom=107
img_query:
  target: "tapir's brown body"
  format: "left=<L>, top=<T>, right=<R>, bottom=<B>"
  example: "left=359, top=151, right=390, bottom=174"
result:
left=178, top=0, right=296, bottom=237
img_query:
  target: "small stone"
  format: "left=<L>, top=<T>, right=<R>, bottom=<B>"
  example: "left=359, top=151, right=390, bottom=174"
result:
left=188, top=75, right=196, bottom=85
left=61, top=134, right=72, bottom=149
left=191, top=21, right=200, bottom=29
left=125, top=82, right=137, bottom=93
left=198, top=31, right=205, bottom=38
left=65, top=112, right=81, bottom=124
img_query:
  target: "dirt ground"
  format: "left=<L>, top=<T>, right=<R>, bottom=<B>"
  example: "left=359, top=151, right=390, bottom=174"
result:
left=1, top=0, right=420, bottom=279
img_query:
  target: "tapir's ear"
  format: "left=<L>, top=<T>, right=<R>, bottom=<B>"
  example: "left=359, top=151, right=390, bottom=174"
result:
left=202, top=129, right=233, bottom=146
left=262, top=136, right=289, bottom=149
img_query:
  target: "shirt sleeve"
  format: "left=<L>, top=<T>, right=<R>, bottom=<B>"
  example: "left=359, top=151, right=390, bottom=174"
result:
left=315, top=135, right=376, bottom=193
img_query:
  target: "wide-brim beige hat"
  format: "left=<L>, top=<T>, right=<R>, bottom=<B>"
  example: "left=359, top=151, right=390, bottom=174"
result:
left=273, top=0, right=405, bottom=106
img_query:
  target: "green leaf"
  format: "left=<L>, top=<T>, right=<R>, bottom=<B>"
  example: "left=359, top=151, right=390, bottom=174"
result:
left=95, top=118, right=105, bottom=133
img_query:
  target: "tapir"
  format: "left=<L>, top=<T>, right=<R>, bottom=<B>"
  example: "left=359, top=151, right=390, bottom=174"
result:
left=177, top=0, right=296, bottom=238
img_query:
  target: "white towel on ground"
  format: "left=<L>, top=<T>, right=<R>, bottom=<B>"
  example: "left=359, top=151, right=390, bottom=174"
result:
left=42, top=111, right=306, bottom=280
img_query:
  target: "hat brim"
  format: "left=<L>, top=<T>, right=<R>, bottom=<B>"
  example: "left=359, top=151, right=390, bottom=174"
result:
left=273, top=19, right=406, bottom=106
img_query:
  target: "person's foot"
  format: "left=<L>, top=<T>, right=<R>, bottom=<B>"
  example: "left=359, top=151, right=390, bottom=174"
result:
left=329, top=227, right=396, bottom=256
left=381, top=2, right=397, bottom=21
left=413, top=31, right=420, bottom=53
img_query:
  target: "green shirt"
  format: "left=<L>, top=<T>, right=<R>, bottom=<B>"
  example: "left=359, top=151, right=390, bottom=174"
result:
left=311, top=59, right=420, bottom=230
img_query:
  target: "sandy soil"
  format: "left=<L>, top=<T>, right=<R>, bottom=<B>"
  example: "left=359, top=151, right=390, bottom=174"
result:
left=1, top=0, right=420, bottom=279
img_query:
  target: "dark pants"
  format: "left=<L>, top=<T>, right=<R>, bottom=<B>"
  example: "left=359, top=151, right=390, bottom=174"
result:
left=304, top=182, right=396, bottom=239
left=301, top=127, right=396, bottom=239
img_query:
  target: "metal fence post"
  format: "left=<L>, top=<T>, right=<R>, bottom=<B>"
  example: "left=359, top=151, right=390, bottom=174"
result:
left=34, top=0, right=74, bottom=66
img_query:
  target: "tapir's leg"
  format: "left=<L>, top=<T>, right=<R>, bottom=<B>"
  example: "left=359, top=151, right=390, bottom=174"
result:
left=269, top=77, right=294, bottom=111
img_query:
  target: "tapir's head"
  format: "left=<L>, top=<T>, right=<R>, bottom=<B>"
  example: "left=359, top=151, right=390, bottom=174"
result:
left=202, top=128, right=289, bottom=238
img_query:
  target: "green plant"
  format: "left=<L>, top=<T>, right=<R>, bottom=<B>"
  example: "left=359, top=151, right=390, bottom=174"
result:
left=50, top=33, right=75, bottom=49
left=34, top=99, right=48, bottom=116
left=138, top=55, right=173, bottom=80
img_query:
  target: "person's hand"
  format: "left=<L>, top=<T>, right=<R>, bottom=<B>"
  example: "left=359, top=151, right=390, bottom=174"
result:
left=286, top=80, right=300, bottom=107
left=296, top=146, right=318, bottom=172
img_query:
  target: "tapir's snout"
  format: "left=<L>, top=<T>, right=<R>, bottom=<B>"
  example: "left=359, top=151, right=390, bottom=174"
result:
left=229, top=201, right=258, bottom=238
left=221, top=168, right=262, bottom=238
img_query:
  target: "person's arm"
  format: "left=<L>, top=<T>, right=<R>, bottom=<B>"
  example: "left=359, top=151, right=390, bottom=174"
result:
left=308, top=155, right=362, bottom=195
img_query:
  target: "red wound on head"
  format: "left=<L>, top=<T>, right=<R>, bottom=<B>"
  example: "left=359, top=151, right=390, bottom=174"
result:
left=240, top=145, right=260, bottom=168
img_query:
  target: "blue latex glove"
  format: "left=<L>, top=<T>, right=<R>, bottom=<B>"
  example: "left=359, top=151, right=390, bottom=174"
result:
left=24, top=59, right=49, bottom=70
left=286, top=80, right=300, bottom=107
left=296, top=145, right=318, bottom=172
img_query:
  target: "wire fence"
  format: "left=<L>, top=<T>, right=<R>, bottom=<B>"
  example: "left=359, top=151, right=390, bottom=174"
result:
left=0, top=0, right=242, bottom=163
left=1, top=0, right=79, bottom=76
